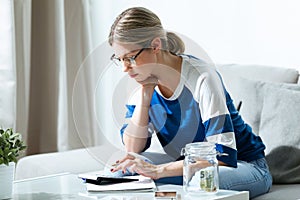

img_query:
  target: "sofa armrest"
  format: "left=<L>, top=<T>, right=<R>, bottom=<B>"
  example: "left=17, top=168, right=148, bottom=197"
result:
left=15, top=146, right=109, bottom=180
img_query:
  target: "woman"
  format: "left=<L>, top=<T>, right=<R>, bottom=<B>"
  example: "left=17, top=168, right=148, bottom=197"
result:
left=108, top=7, right=272, bottom=198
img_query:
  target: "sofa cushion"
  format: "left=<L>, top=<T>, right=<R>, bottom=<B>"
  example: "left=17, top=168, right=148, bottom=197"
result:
left=217, top=64, right=299, bottom=85
left=216, top=64, right=299, bottom=105
left=258, top=86, right=300, bottom=184
left=230, top=79, right=300, bottom=134
left=259, top=86, right=300, bottom=154
left=216, top=64, right=299, bottom=133
left=266, top=146, right=300, bottom=184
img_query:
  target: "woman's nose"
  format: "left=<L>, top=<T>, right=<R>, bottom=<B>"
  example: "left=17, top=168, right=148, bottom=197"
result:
left=122, top=63, right=131, bottom=72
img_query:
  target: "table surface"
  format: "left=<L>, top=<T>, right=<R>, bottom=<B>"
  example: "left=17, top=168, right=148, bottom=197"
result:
left=13, top=173, right=249, bottom=200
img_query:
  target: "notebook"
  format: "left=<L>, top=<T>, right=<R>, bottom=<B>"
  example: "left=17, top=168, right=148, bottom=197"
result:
left=78, top=171, right=156, bottom=192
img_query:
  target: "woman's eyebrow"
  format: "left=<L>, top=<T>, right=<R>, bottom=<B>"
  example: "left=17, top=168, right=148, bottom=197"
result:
left=118, top=49, right=139, bottom=58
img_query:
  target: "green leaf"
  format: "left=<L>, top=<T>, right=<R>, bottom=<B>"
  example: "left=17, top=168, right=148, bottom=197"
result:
left=0, top=128, right=26, bottom=164
left=9, top=133, right=19, bottom=139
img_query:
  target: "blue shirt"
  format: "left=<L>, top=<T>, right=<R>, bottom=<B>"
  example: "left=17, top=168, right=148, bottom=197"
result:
left=120, top=55, right=265, bottom=167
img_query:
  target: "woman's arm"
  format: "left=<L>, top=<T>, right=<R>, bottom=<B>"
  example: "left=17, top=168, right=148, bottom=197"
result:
left=158, top=160, right=227, bottom=180
left=123, top=85, right=155, bottom=153
left=111, top=153, right=184, bottom=179
left=156, top=160, right=184, bottom=178
left=111, top=152, right=228, bottom=179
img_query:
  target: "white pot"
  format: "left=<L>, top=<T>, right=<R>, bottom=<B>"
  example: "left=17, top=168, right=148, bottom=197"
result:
left=0, top=162, right=15, bottom=199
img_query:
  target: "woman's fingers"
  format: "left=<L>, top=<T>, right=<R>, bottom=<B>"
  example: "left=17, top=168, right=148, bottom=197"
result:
left=112, top=153, right=135, bottom=166
left=114, top=152, right=145, bottom=166
left=111, top=153, right=138, bottom=173
left=120, top=160, right=135, bottom=174
left=111, top=159, right=131, bottom=173
left=110, top=152, right=159, bottom=179
left=127, top=152, right=146, bottom=160
left=126, top=160, right=148, bottom=177
left=111, top=157, right=146, bottom=174
left=129, top=163, right=138, bottom=174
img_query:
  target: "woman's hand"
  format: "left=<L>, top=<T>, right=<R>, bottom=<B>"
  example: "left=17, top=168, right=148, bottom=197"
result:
left=137, top=75, right=158, bottom=88
left=111, top=152, right=162, bottom=180
left=137, top=75, right=158, bottom=107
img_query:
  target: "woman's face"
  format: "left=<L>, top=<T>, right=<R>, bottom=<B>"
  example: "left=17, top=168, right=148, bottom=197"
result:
left=112, top=42, right=157, bottom=82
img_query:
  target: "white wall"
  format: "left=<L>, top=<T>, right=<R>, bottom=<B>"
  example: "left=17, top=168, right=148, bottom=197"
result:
left=94, top=0, right=300, bottom=71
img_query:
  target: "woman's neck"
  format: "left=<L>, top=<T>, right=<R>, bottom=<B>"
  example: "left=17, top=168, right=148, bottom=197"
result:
left=154, top=52, right=182, bottom=98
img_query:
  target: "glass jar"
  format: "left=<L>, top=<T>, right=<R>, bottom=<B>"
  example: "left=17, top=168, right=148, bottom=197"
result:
left=181, top=142, right=219, bottom=194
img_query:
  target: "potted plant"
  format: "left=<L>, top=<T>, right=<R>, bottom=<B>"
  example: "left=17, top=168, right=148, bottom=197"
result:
left=0, top=128, right=26, bottom=199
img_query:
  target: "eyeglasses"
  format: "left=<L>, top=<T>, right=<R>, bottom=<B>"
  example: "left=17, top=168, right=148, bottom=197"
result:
left=110, top=48, right=145, bottom=67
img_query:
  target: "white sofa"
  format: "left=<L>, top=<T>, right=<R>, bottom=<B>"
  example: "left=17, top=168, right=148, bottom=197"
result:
left=16, top=64, right=300, bottom=199
left=216, top=64, right=300, bottom=200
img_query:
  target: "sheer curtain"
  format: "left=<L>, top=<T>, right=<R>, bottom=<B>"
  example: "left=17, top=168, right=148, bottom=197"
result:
left=12, top=0, right=120, bottom=155
left=0, top=0, right=15, bottom=131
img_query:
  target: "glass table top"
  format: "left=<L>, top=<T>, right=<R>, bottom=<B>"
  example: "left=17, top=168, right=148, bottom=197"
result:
left=13, top=173, right=249, bottom=200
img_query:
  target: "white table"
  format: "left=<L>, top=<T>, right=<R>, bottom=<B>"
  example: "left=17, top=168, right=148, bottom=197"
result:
left=13, top=173, right=249, bottom=200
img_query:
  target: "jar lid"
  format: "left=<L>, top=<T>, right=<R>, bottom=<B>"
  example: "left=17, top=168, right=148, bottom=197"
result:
left=181, top=142, right=216, bottom=156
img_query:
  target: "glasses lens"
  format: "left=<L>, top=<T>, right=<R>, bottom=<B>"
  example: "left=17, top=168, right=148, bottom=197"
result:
left=129, top=57, right=136, bottom=66
left=123, top=58, right=132, bottom=66
left=111, top=48, right=144, bottom=67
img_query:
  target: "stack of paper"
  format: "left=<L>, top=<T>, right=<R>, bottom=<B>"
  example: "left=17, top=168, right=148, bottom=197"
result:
left=78, top=172, right=156, bottom=192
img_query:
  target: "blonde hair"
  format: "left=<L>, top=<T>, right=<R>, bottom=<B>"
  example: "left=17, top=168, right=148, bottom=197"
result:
left=109, top=7, right=185, bottom=54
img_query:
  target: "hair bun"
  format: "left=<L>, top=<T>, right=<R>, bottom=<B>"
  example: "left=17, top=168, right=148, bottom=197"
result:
left=166, top=32, right=185, bottom=54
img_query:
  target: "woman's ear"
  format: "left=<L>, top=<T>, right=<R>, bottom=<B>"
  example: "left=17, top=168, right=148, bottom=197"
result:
left=151, top=37, right=162, bottom=53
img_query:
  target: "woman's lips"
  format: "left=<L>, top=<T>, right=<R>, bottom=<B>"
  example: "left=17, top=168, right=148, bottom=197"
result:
left=129, top=74, right=138, bottom=78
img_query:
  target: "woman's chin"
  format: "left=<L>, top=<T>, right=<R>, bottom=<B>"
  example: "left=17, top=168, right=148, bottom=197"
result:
left=134, top=76, right=145, bottom=82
